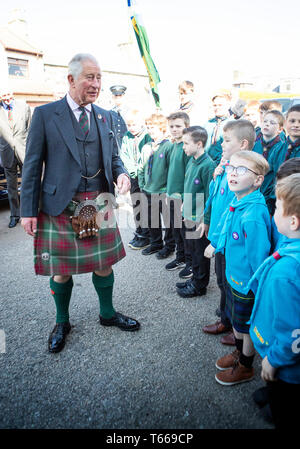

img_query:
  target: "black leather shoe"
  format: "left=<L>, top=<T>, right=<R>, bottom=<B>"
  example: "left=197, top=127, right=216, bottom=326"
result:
left=8, top=216, right=20, bottom=228
left=99, top=312, right=140, bottom=331
left=48, top=322, right=71, bottom=353
left=177, top=283, right=207, bottom=298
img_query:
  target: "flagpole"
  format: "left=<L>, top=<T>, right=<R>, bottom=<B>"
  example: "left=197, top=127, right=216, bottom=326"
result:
left=127, top=0, right=161, bottom=109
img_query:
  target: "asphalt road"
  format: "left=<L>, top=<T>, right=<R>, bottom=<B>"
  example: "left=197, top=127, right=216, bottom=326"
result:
left=0, top=198, right=273, bottom=430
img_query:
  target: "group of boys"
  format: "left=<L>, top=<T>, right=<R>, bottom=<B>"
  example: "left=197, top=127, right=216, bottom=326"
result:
left=119, top=91, right=300, bottom=429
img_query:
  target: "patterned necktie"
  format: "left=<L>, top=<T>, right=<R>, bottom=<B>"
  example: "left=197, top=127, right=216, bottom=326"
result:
left=7, top=105, right=13, bottom=127
left=78, top=107, right=89, bottom=135
left=133, top=136, right=139, bottom=162
left=212, top=118, right=222, bottom=145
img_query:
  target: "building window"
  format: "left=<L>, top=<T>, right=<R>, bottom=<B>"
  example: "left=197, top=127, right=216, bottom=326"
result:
left=7, top=57, right=29, bottom=78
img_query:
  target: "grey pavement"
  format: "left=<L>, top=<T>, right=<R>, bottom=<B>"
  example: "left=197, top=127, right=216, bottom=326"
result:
left=0, top=199, right=273, bottom=430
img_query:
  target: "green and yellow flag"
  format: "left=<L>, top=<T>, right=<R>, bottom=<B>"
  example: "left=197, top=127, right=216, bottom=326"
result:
left=127, top=0, right=161, bottom=107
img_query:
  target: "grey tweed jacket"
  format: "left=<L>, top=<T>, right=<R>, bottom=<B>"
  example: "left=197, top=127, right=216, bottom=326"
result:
left=0, top=100, right=31, bottom=167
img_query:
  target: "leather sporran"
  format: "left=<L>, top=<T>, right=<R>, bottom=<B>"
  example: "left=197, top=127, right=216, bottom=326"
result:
left=71, top=200, right=100, bottom=239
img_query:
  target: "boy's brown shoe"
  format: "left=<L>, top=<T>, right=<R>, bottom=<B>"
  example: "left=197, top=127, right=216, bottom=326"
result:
left=220, top=331, right=235, bottom=346
left=202, top=320, right=231, bottom=335
left=215, top=361, right=254, bottom=386
left=215, top=349, right=240, bottom=370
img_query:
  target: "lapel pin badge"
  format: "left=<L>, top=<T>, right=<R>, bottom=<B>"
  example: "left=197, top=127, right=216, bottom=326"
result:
left=98, top=114, right=106, bottom=123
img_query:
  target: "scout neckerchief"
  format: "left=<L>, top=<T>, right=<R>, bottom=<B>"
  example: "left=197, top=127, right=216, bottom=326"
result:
left=284, top=136, right=300, bottom=161
left=255, top=129, right=262, bottom=142
left=259, top=134, right=281, bottom=159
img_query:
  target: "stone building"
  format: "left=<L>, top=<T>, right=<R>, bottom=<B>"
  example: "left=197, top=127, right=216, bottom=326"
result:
left=0, top=10, right=155, bottom=113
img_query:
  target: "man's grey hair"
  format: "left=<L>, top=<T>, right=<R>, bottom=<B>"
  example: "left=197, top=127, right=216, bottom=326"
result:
left=68, top=53, right=99, bottom=80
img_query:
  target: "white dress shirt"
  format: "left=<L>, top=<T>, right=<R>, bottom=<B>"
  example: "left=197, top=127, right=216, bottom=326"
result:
left=66, top=92, right=92, bottom=126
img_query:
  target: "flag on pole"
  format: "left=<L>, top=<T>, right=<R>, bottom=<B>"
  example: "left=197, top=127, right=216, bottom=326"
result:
left=127, top=0, right=161, bottom=108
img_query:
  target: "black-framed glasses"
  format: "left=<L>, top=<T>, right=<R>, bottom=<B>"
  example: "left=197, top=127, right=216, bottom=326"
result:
left=225, top=164, right=260, bottom=176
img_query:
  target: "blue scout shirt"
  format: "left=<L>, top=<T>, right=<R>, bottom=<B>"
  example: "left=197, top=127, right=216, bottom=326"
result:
left=253, top=135, right=286, bottom=215
left=206, top=164, right=234, bottom=245
left=215, top=189, right=271, bottom=294
left=248, top=239, right=300, bottom=384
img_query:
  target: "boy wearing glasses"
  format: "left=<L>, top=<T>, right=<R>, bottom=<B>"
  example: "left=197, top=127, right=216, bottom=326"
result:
left=202, top=120, right=256, bottom=344
left=205, top=151, right=271, bottom=385
left=253, top=110, right=286, bottom=215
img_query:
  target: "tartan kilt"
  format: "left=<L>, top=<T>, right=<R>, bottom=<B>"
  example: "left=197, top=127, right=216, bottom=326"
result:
left=225, top=283, right=255, bottom=334
left=34, top=191, right=126, bottom=276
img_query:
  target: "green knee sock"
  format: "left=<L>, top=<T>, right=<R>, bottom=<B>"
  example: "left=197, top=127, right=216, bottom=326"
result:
left=50, top=277, right=73, bottom=323
left=92, top=271, right=115, bottom=319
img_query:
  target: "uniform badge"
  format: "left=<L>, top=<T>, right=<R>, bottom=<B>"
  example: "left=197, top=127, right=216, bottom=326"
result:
left=232, top=232, right=239, bottom=240
left=220, top=187, right=224, bottom=195
left=194, top=178, right=200, bottom=185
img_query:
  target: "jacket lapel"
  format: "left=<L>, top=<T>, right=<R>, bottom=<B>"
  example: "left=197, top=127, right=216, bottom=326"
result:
left=53, top=97, right=81, bottom=166
left=11, top=101, right=21, bottom=132
left=0, top=106, right=11, bottom=130
left=92, top=105, right=110, bottom=168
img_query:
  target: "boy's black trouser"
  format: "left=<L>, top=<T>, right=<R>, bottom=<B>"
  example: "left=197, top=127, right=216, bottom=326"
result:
left=130, top=177, right=149, bottom=240
left=144, top=192, right=175, bottom=250
left=168, top=197, right=191, bottom=263
left=215, top=252, right=231, bottom=327
left=267, top=379, right=300, bottom=429
left=182, top=220, right=210, bottom=290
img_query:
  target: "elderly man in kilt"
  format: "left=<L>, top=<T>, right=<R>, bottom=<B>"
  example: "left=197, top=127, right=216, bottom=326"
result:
left=21, top=53, right=140, bottom=353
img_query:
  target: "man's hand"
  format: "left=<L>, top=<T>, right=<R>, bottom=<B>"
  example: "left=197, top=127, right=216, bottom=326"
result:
left=261, top=356, right=277, bottom=382
left=21, top=217, right=37, bottom=236
left=117, top=173, right=131, bottom=194
left=196, top=222, right=209, bottom=238
left=204, top=243, right=216, bottom=259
